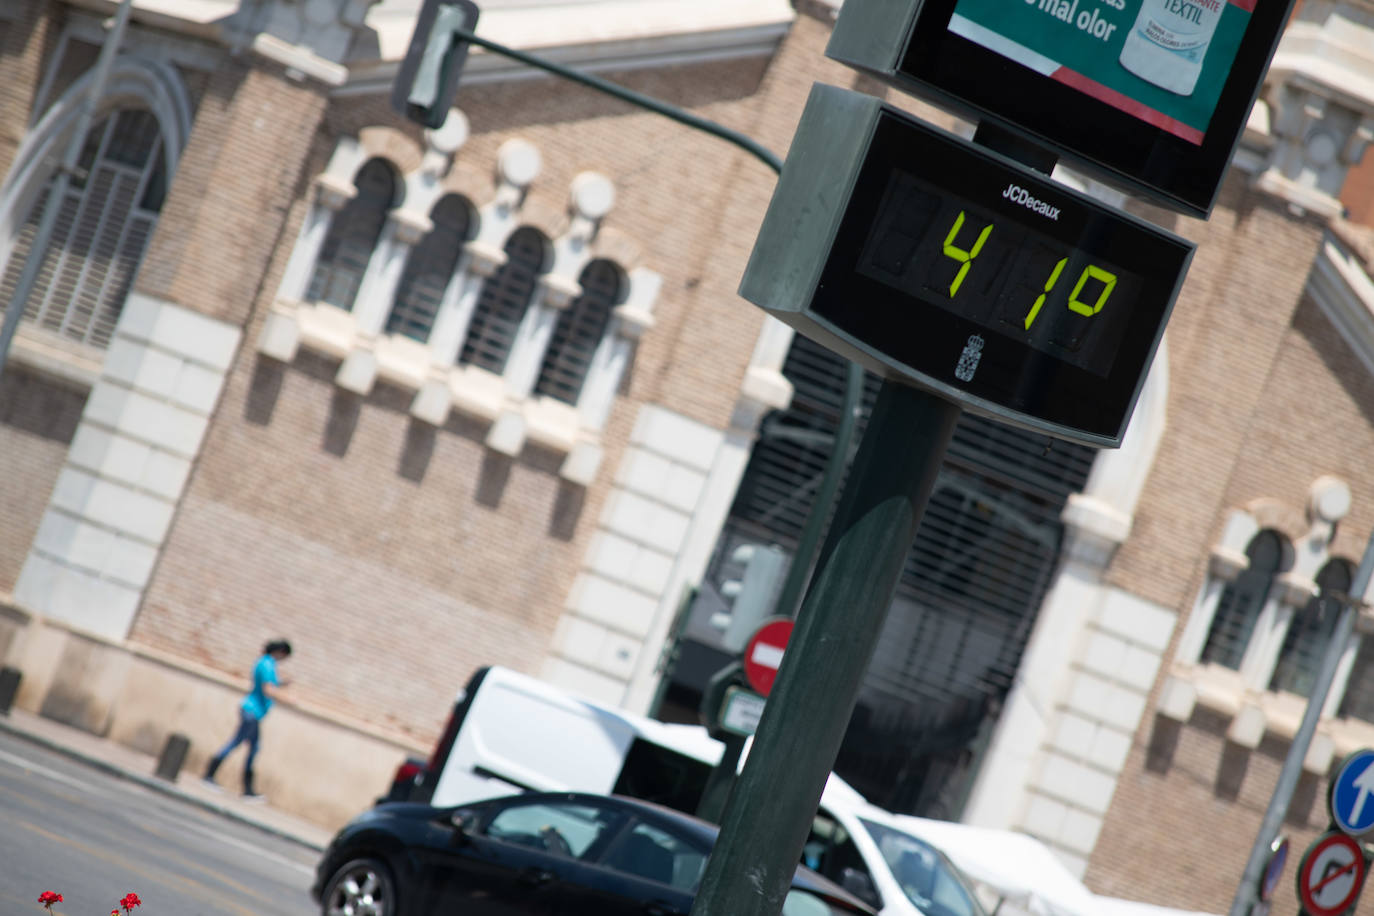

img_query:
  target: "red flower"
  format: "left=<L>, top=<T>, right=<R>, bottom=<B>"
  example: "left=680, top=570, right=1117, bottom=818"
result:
left=37, top=892, right=62, bottom=909
left=119, top=895, right=141, bottom=912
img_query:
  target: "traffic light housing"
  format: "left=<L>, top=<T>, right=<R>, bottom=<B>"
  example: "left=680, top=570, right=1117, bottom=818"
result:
left=392, top=0, right=480, bottom=129
left=717, top=544, right=788, bottom=652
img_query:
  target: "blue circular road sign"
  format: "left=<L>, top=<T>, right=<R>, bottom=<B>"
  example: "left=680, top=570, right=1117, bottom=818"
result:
left=1330, top=749, right=1374, bottom=836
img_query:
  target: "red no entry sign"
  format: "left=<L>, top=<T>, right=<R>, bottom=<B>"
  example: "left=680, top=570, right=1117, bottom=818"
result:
left=1297, top=831, right=1366, bottom=916
left=743, top=618, right=793, bottom=697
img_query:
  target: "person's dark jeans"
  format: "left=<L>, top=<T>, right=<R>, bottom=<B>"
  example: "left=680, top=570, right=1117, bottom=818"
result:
left=204, top=708, right=262, bottom=794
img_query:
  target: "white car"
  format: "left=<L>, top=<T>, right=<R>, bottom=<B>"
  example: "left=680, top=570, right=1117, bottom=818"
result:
left=805, top=788, right=989, bottom=916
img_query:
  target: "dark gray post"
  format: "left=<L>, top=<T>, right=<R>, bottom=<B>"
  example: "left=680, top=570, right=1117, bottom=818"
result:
left=0, top=666, right=20, bottom=715
left=154, top=732, right=191, bottom=782
left=689, top=379, right=960, bottom=916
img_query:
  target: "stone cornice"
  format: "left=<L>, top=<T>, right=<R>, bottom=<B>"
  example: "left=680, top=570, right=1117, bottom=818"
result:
left=251, top=33, right=349, bottom=86
left=340, top=0, right=795, bottom=94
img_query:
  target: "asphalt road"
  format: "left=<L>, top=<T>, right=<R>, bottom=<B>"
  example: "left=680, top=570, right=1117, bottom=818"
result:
left=0, top=732, right=321, bottom=916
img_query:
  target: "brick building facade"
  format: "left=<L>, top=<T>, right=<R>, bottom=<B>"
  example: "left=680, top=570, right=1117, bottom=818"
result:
left=5, top=0, right=1374, bottom=912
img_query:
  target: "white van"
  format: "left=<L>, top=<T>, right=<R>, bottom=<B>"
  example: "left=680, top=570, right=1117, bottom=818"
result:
left=384, top=665, right=988, bottom=916
left=386, top=665, right=727, bottom=813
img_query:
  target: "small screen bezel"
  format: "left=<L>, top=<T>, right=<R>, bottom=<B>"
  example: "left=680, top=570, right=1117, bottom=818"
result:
left=888, top=0, right=1295, bottom=215
left=808, top=111, right=1192, bottom=441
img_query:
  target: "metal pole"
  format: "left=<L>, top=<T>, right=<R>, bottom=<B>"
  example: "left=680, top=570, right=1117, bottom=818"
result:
left=689, top=380, right=961, bottom=916
left=0, top=0, right=134, bottom=380
left=773, top=360, right=866, bottom=620
left=1227, top=530, right=1374, bottom=916
left=453, top=28, right=782, bottom=175
left=696, top=732, right=747, bottom=823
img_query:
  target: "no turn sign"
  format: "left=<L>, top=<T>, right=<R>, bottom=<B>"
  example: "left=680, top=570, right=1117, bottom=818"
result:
left=743, top=618, right=793, bottom=697
left=1297, top=830, right=1366, bottom=916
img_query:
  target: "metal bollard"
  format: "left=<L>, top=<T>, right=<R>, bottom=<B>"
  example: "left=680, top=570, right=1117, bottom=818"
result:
left=0, top=667, right=19, bottom=715
left=154, top=732, right=190, bottom=781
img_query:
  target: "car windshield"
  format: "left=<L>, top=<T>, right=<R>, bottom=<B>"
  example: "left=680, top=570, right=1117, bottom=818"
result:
left=857, top=818, right=986, bottom=916
left=783, top=888, right=868, bottom=916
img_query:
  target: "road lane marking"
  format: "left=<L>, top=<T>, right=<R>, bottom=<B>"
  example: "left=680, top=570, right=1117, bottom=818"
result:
left=0, top=747, right=107, bottom=794
left=14, top=815, right=273, bottom=916
left=0, top=747, right=314, bottom=877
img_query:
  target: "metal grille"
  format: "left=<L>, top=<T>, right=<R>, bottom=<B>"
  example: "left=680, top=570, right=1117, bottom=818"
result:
left=386, top=194, right=471, bottom=342
left=1199, top=530, right=1284, bottom=671
left=711, top=333, right=1096, bottom=817
left=533, top=258, right=621, bottom=405
left=306, top=158, right=396, bottom=311
left=459, top=226, right=548, bottom=375
left=0, top=109, right=164, bottom=349
left=1270, top=559, right=1355, bottom=697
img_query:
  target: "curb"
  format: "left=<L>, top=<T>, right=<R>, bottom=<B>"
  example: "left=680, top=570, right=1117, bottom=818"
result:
left=0, top=714, right=327, bottom=854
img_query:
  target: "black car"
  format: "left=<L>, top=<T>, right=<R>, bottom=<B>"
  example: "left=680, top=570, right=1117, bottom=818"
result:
left=314, top=791, right=876, bottom=916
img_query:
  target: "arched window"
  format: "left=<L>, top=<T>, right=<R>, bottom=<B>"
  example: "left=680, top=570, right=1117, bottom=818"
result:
left=1270, top=559, right=1355, bottom=697
left=1200, top=529, right=1285, bottom=670
left=459, top=226, right=548, bottom=375
left=533, top=258, right=622, bottom=405
left=0, top=108, right=167, bottom=349
left=386, top=194, right=472, bottom=342
left=305, top=158, right=396, bottom=311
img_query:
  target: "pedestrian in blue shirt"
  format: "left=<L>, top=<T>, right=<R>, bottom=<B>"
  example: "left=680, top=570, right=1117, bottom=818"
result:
left=203, top=639, right=292, bottom=801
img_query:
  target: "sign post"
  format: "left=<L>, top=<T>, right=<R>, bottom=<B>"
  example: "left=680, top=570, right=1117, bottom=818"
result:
left=1227, top=530, right=1374, bottom=916
left=683, top=0, right=1292, bottom=901
left=690, top=381, right=961, bottom=916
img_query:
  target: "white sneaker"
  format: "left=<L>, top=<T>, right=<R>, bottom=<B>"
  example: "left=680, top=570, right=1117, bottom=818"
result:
left=201, top=778, right=222, bottom=792
left=241, top=792, right=266, bottom=804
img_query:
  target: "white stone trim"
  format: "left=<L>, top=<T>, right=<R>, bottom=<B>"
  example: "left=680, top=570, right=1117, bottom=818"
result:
left=421, top=252, right=484, bottom=372
left=349, top=0, right=795, bottom=93
left=14, top=294, right=240, bottom=641
left=616, top=306, right=793, bottom=712
left=962, top=339, right=1171, bottom=865
left=575, top=268, right=661, bottom=434
left=250, top=33, right=348, bottom=86
left=976, top=586, right=1177, bottom=878
left=7, top=325, right=105, bottom=390
left=1238, top=594, right=1294, bottom=688
left=545, top=405, right=726, bottom=704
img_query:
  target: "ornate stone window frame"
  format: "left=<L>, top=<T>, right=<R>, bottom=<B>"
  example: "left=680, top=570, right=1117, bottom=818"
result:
left=1160, top=478, right=1371, bottom=767
left=258, top=118, right=659, bottom=486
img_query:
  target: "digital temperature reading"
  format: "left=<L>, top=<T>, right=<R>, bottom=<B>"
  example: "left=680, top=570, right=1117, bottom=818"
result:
left=856, top=171, right=1141, bottom=378
left=739, top=85, right=1194, bottom=446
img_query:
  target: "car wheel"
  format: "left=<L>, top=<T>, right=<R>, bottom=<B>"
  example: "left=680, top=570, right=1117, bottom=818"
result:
left=322, top=857, right=397, bottom=916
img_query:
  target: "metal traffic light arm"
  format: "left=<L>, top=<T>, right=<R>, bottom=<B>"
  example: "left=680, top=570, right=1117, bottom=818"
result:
left=444, top=29, right=866, bottom=619
left=449, top=27, right=782, bottom=174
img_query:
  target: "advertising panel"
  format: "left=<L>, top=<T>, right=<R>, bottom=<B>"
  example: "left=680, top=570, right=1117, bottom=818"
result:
left=826, top=0, right=1296, bottom=215
left=949, top=0, right=1254, bottom=144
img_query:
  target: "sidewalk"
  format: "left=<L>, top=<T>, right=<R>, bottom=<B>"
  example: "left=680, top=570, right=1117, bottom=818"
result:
left=0, top=707, right=335, bottom=853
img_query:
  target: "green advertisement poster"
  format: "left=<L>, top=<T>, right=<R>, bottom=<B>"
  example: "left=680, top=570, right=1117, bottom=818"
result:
left=949, top=0, right=1254, bottom=143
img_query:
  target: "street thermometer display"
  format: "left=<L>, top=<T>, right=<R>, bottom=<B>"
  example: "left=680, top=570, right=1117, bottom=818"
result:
left=853, top=169, right=1140, bottom=379
left=739, top=84, right=1194, bottom=447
